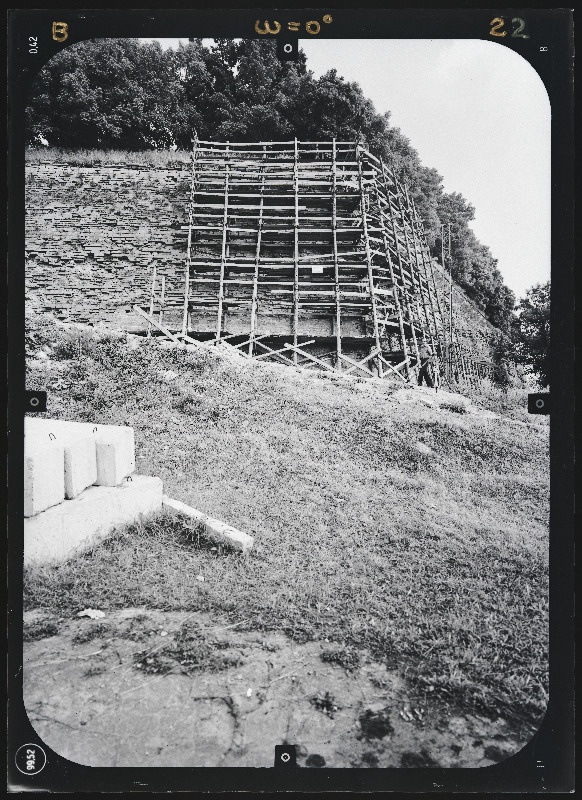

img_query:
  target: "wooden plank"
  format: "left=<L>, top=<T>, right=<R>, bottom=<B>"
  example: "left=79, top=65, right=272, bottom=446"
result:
left=163, top=495, right=254, bottom=554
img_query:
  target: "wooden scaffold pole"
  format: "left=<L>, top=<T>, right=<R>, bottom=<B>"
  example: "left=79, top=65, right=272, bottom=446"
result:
left=376, top=161, right=410, bottom=379
left=380, top=163, right=421, bottom=376
left=249, top=145, right=266, bottom=355
left=404, top=186, right=441, bottom=350
left=182, top=135, right=199, bottom=336
left=292, top=138, right=300, bottom=365
left=216, top=142, right=230, bottom=341
left=395, top=181, right=434, bottom=358
left=357, top=144, right=383, bottom=378
left=332, top=138, right=342, bottom=371
left=147, top=261, right=157, bottom=338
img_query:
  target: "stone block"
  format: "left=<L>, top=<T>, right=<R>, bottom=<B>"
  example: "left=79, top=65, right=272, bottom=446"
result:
left=24, top=474, right=163, bottom=565
left=24, top=443, right=65, bottom=518
left=24, top=418, right=135, bottom=487
left=94, top=427, right=135, bottom=486
left=64, top=436, right=98, bottom=499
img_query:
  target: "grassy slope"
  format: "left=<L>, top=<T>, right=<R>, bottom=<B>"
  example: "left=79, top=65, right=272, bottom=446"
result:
left=24, top=316, right=549, bottom=729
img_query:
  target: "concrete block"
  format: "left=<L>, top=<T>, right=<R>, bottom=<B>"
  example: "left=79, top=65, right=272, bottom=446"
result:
left=24, top=443, right=65, bottom=518
left=95, top=428, right=135, bottom=486
left=24, top=474, right=163, bottom=565
left=24, top=418, right=135, bottom=487
left=64, top=436, right=98, bottom=499
left=25, top=418, right=98, bottom=499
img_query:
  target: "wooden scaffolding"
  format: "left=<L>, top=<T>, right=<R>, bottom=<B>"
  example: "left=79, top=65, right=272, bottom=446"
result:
left=146, top=138, right=496, bottom=386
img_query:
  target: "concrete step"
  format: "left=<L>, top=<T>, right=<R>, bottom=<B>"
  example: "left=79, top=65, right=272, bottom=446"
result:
left=24, top=474, right=163, bottom=565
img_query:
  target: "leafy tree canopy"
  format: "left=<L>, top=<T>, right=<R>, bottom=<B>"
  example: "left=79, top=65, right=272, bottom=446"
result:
left=513, top=282, right=550, bottom=387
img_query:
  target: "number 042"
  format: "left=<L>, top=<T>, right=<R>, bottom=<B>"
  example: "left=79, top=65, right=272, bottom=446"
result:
left=29, top=36, right=38, bottom=53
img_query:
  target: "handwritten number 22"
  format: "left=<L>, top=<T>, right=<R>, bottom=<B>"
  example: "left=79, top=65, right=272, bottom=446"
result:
left=489, top=17, right=530, bottom=39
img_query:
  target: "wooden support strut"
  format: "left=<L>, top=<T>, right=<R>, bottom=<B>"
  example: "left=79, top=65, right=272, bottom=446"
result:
left=253, top=339, right=316, bottom=361
left=336, top=347, right=382, bottom=376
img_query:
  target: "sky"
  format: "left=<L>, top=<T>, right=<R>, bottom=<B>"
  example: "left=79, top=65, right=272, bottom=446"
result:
left=144, top=38, right=551, bottom=300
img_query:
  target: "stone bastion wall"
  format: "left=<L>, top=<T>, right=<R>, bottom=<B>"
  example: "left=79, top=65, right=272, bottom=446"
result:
left=25, top=162, right=499, bottom=360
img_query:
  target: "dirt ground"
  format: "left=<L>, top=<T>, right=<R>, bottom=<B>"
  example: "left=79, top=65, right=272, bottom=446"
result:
left=24, top=608, right=531, bottom=769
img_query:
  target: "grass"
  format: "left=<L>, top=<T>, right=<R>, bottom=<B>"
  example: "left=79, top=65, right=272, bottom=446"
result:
left=24, top=313, right=549, bottom=729
left=26, top=147, right=191, bottom=168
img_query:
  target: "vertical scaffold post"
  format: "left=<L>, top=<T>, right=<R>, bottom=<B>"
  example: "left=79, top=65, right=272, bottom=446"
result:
left=332, top=138, right=342, bottom=370
left=377, top=160, right=410, bottom=379
left=216, top=142, right=230, bottom=340
left=382, top=165, right=421, bottom=377
left=447, top=222, right=453, bottom=362
left=147, top=261, right=157, bottom=338
left=249, top=146, right=266, bottom=355
left=400, top=184, right=437, bottom=361
left=292, top=138, right=300, bottom=365
left=159, top=275, right=166, bottom=328
left=357, top=146, right=383, bottom=377
left=182, top=135, right=199, bottom=336
left=404, top=187, right=441, bottom=353
left=410, top=195, right=448, bottom=379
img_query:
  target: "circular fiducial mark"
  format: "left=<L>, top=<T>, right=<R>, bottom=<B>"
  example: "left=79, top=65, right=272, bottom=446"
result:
left=536, top=398, right=545, bottom=409
left=15, top=743, right=47, bottom=775
left=284, top=44, right=292, bottom=54
left=29, top=397, right=39, bottom=408
left=280, top=752, right=291, bottom=762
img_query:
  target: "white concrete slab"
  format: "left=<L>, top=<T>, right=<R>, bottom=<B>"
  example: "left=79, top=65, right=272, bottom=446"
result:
left=24, top=474, right=163, bottom=565
left=94, top=428, right=135, bottom=486
left=24, top=418, right=135, bottom=487
left=64, top=436, right=97, bottom=499
left=24, top=443, right=65, bottom=518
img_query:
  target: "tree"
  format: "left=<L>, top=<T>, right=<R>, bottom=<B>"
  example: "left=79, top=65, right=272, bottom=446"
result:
left=514, top=282, right=550, bottom=386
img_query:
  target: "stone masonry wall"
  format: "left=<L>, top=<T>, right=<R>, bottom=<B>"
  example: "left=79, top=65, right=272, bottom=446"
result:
left=25, top=162, right=499, bottom=359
